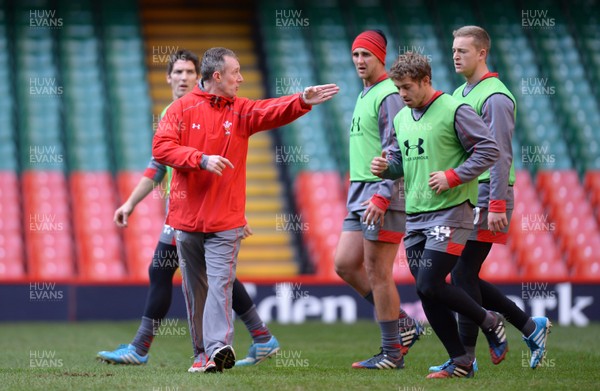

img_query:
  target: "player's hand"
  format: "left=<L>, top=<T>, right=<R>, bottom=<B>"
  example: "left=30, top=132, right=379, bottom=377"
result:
left=360, top=200, right=385, bottom=227
left=114, top=202, right=134, bottom=228
left=488, top=211, right=508, bottom=233
left=371, top=151, right=389, bottom=177
left=301, top=84, right=340, bottom=105
left=204, top=155, right=234, bottom=176
left=242, top=224, right=253, bottom=239
left=428, top=171, right=449, bottom=194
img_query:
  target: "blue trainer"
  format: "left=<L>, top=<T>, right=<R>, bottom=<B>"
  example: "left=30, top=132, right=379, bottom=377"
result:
left=352, top=349, right=404, bottom=369
left=426, top=359, right=474, bottom=379
left=429, top=358, right=478, bottom=373
left=235, top=336, right=280, bottom=367
left=523, top=316, right=552, bottom=369
left=97, top=344, right=148, bottom=365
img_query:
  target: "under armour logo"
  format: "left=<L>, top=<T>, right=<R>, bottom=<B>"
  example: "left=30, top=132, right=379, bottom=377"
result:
left=350, top=117, right=361, bottom=133
left=404, top=138, right=424, bottom=156
left=429, top=225, right=451, bottom=241
left=192, top=123, right=201, bottom=129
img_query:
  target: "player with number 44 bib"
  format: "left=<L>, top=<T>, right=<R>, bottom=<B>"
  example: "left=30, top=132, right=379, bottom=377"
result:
left=370, top=52, right=507, bottom=379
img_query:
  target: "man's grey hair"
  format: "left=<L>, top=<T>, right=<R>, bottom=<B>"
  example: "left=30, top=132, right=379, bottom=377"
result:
left=201, top=47, right=237, bottom=81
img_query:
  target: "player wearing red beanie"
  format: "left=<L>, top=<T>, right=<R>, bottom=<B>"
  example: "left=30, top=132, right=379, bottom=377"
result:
left=335, top=30, right=422, bottom=370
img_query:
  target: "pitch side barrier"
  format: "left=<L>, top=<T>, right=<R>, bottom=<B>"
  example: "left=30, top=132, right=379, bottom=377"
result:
left=0, top=276, right=597, bottom=325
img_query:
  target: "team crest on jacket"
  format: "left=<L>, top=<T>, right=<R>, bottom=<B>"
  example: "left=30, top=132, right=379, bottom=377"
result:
left=223, top=121, right=232, bottom=135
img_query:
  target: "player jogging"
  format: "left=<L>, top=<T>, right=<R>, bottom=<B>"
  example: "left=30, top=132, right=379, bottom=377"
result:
left=429, top=26, right=551, bottom=374
left=334, top=30, right=421, bottom=370
left=371, top=52, right=506, bottom=379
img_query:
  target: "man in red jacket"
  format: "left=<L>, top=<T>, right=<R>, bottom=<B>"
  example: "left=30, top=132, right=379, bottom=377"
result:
left=152, top=47, right=339, bottom=373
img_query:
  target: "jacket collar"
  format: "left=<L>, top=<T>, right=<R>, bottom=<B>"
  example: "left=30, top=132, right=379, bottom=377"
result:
left=193, top=84, right=235, bottom=109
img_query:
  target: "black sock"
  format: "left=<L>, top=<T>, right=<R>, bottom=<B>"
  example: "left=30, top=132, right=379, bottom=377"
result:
left=406, top=244, right=470, bottom=358
left=232, top=278, right=255, bottom=315
left=522, top=318, right=537, bottom=337
left=480, top=279, right=530, bottom=331
left=143, top=242, right=179, bottom=319
left=452, top=241, right=491, bottom=349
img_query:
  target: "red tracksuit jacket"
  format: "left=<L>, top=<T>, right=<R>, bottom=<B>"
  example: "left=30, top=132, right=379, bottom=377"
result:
left=152, top=85, right=312, bottom=233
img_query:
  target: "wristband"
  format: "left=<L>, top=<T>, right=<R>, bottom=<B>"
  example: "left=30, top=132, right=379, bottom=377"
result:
left=444, top=169, right=462, bottom=188
left=489, top=199, right=506, bottom=213
left=371, top=194, right=390, bottom=212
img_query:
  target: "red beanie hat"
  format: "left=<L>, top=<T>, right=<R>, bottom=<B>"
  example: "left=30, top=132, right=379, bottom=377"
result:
left=351, top=30, right=387, bottom=65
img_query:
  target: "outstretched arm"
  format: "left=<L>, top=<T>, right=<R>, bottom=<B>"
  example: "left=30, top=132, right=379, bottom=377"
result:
left=244, top=84, right=340, bottom=135
left=300, top=84, right=340, bottom=105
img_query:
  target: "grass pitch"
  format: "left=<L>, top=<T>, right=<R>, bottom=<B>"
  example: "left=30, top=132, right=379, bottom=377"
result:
left=0, top=320, right=598, bottom=390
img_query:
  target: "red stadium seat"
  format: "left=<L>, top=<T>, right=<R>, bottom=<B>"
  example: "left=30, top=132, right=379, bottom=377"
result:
left=535, top=170, right=600, bottom=271
left=536, top=170, right=580, bottom=192
left=294, top=171, right=346, bottom=280
left=568, top=235, right=600, bottom=269
left=514, top=232, right=561, bottom=267
left=0, top=232, right=25, bottom=279
left=479, top=244, right=518, bottom=283
left=509, top=170, right=547, bottom=254
left=70, top=172, right=126, bottom=281
left=28, top=233, right=75, bottom=280
left=542, top=185, right=586, bottom=210
left=0, top=171, right=20, bottom=204
left=78, top=233, right=126, bottom=281
left=22, top=171, right=75, bottom=280
left=522, top=260, right=569, bottom=281
left=583, top=171, right=600, bottom=226
left=480, top=247, right=519, bottom=283
left=124, top=232, right=157, bottom=281
left=572, top=260, right=600, bottom=282
left=22, top=170, right=65, bottom=191
left=294, top=171, right=344, bottom=211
